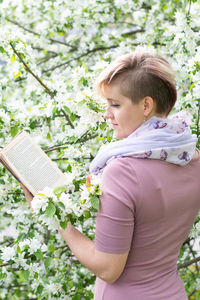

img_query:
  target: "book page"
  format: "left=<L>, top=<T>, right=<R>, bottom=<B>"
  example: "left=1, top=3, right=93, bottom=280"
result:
left=0, top=132, right=67, bottom=195
left=0, top=156, right=23, bottom=184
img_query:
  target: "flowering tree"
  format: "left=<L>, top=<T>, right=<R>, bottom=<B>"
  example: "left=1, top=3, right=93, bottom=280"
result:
left=0, top=0, right=200, bottom=299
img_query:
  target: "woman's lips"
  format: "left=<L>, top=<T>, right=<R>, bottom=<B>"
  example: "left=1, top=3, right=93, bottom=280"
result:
left=111, top=124, right=118, bottom=128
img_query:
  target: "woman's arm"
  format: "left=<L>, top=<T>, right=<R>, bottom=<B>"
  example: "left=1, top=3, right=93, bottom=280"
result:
left=58, top=224, right=128, bottom=284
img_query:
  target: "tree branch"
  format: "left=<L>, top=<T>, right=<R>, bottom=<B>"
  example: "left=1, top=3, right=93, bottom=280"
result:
left=44, top=228, right=50, bottom=245
left=61, top=108, right=75, bottom=129
left=6, top=18, right=38, bottom=36
left=97, top=21, right=139, bottom=27
left=10, top=42, right=55, bottom=98
left=6, top=18, right=77, bottom=50
left=44, top=133, right=98, bottom=153
left=32, top=46, right=58, bottom=55
left=122, top=28, right=145, bottom=37
left=189, top=288, right=198, bottom=298
left=43, top=45, right=118, bottom=73
left=0, top=239, right=15, bottom=246
left=37, top=53, right=59, bottom=65
left=44, top=144, right=70, bottom=153
left=49, top=38, right=77, bottom=50
left=141, top=3, right=152, bottom=10
left=78, top=133, right=98, bottom=143
left=178, top=256, right=200, bottom=269
left=6, top=283, right=28, bottom=289
left=187, top=0, right=192, bottom=16
left=52, top=156, right=92, bottom=161
left=10, top=43, right=75, bottom=129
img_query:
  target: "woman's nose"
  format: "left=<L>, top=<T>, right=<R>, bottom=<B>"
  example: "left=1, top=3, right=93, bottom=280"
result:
left=104, top=107, right=113, bottom=119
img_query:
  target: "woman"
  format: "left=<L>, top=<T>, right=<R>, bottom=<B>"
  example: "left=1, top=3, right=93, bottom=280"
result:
left=22, top=51, right=200, bottom=300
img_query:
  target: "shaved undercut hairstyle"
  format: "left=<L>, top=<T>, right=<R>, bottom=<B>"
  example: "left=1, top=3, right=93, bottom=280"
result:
left=95, top=51, right=177, bottom=115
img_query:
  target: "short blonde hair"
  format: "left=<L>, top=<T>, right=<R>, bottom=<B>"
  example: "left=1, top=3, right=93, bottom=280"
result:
left=95, top=52, right=177, bottom=115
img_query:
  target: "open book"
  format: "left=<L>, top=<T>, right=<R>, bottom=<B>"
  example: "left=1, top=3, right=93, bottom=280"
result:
left=0, top=131, right=67, bottom=195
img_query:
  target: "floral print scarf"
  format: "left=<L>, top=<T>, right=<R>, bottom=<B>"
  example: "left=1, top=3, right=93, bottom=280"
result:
left=90, top=111, right=197, bottom=174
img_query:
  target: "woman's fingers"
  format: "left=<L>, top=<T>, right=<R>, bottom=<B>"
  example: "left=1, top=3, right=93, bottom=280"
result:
left=86, top=176, right=91, bottom=187
left=20, top=183, right=34, bottom=208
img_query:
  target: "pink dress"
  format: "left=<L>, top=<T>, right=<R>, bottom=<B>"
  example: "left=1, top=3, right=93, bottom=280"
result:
left=94, top=151, right=200, bottom=300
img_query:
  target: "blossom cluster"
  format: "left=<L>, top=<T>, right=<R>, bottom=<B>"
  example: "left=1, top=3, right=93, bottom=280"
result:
left=31, top=176, right=101, bottom=231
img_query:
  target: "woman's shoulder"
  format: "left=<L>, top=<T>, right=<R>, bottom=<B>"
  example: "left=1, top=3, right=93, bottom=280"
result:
left=103, top=156, right=137, bottom=174
left=101, top=157, right=140, bottom=208
left=102, top=157, right=141, bottom=189
left=104, top=155, right=156, bottom=171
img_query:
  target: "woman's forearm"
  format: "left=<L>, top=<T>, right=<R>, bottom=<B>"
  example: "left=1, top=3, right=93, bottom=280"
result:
left=58, top=223, right=128, bottom=284
left=58, top=223, right=106, bottom=279
left=58, top=223, right=96, bottom=270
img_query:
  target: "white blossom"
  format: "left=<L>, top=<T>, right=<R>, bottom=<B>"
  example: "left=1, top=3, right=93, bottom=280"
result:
left=28, top=238, right=42, bottom=254
left=45, top=283, right=63, bottom=295
left=38, top=214, right=60, bottom=231
left=31, top=194, right=49, bottom=214
left=1, top=246, right=15, bottom=262
left=59, top=192, right=74, bottom=213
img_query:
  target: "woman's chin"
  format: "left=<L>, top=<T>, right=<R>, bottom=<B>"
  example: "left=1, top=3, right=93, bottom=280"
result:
left=113, top=131, right=126, bottom=139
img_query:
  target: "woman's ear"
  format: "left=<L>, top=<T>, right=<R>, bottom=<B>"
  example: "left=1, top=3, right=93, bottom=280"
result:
left=142, top=97, right=154, bottom=117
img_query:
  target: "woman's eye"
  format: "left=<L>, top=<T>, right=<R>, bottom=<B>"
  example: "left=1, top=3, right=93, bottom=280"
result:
left=111, top=104, right=120, bottom=107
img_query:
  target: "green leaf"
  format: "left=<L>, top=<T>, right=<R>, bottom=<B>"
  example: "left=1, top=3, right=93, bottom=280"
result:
left=10, top=54, right=16, bottom=63
left=48, top=244, right=55, bottom=252
left=47, top=132, right=51, bottom=141
left=0, top=46, right=4, bottom=53
left=29, top=231, right=34, bottom=238
left=83, top=210, right=91, bottom=219
left=15, top=288, right=21, bottom=297
left=34, top=249, right=44, bottom=260
left=37, top=284, right=44, bottom=294
left=45, top=203, right=56, bottom=217
left=63, top=105, right=71, bottom=115
left=100, top=122, right=107, bottom=130
left=0, top=272, right=6, bottom=279
left=22, top=270, right=30, bottom=280
left=68, top=280, right=74, bottom=289
left=70, top=113, right=76, bottom=122
left=57, top=201, right=65, bottom=210
left=37, top=192, right=46, bottom=197
left=17, top=233, right=27, bottom=242
left=88, top=102, right=97, bottom=111
left=78, top=99, right=86, bottom=106
left=90, top=195, right=99, bottom=210
left=82, top=78, right=88, bottom=86
left=72, top=295, right=81, bottom=300
left=44, top=257, right=51, bottom=269
left=53, top=185, right=67, bottom=194
left=13, top=70, right=22, bottom=79
left=10, top=126, right=19, bottom=137
left=162, top=4, right=168, bottom=10
left=190, top=82, right=195, bottom=91
left=60, top=220, right=68, bottom=229
left=66, top=164, right=72, bottom=172
left=17, top=245, right=21, bottom=253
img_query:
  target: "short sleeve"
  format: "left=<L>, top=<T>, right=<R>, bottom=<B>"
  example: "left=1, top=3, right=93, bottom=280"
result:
left=95, top=157, right=139, bottom=254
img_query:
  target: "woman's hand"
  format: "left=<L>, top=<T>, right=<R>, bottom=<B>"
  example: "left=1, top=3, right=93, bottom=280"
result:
left=20, top=183, right=34, bottom=210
